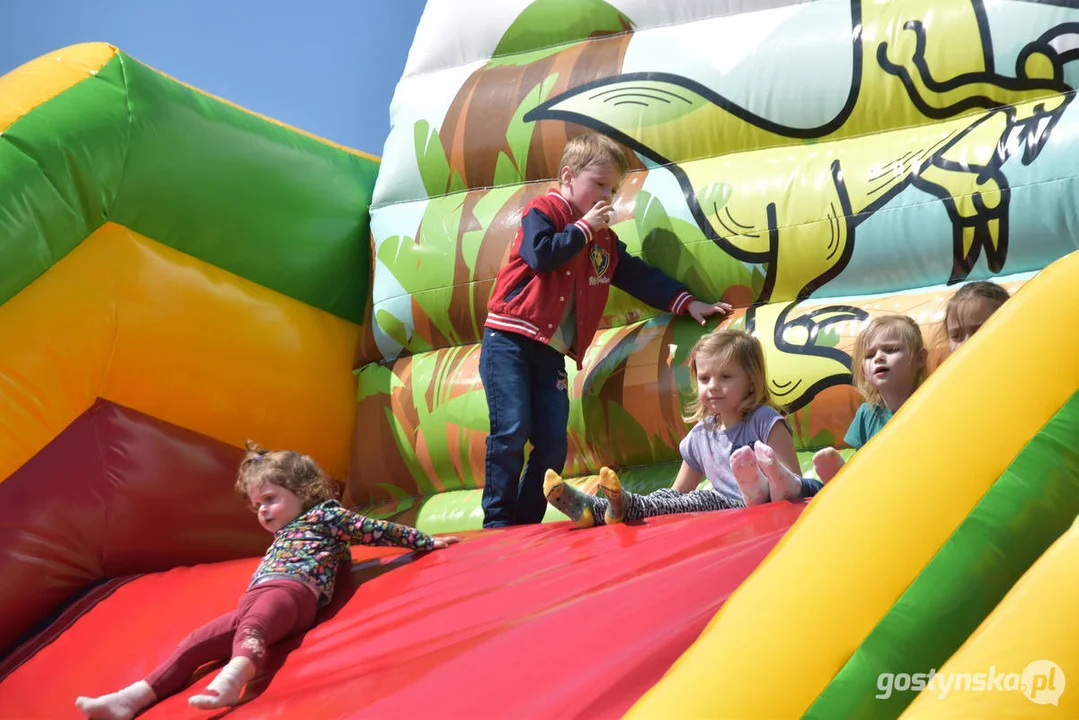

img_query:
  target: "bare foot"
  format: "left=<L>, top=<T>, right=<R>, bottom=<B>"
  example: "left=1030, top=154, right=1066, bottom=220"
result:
left=731, top=446, right=769, bottom=505
left=812, top=447, right=845, bottom=483
left=754, top=441, right=803, bottom=502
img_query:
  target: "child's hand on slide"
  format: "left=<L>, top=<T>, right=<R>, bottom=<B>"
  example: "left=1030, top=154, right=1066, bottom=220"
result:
left=688, top=299, right=735, bottom=325
left=431, top=536, right=462, bottom=549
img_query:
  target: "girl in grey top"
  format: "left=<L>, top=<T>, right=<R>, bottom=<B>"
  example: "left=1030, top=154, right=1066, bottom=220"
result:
left=544, top=330, right=822, bottom=527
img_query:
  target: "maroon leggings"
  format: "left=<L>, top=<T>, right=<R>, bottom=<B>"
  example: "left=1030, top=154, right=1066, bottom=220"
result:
left=145, top=579, right=318, bottom=698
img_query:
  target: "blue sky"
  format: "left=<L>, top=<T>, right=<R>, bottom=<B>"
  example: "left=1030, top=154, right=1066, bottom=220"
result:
left=0, top=0, right=427, bottom=156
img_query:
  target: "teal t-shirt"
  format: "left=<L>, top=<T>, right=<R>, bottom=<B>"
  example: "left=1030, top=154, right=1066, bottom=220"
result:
left=844, top=402, right=894, bottom=449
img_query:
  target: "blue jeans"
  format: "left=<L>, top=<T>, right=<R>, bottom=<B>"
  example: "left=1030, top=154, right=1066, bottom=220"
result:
left=801, top=477, right=823, bottom=497
left=479, top=329, right=570, bottom=528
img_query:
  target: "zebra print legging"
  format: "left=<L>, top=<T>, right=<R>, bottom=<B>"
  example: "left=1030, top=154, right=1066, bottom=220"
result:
left=588, top=487, right=745, bottom=525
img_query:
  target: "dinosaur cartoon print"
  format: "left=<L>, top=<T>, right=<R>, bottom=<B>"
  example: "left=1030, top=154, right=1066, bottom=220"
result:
left=524, top=0, right=1076, bottom=410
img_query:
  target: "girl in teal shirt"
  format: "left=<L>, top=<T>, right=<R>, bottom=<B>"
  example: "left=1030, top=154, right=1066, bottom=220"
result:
left=814, top=314, right=928, bottom=480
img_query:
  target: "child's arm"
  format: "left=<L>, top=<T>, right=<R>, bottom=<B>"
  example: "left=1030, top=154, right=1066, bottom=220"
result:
left=518, top=208, right=590, bottom=272
left=672, top=461, right=705, bottom=493
left=765, top=423, right=803, bottom=476
left=611, top=239, right=732, bottom=322
left=337, top=507, right=459, bottom=551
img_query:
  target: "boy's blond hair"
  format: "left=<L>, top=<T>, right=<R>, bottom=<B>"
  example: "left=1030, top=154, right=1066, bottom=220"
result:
left=683, top=329, right=780, bottom=424
left=560, top=133, right=629, bottom=177
left=851, top=315, right=927, bottom=408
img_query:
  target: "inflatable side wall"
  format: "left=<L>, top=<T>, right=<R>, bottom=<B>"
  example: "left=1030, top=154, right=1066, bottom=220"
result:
left=1, top=2, right=1078, bottom=718
left=0, top=43, right=379, bottom=654
left=350, top=0, right=1079, bottom=530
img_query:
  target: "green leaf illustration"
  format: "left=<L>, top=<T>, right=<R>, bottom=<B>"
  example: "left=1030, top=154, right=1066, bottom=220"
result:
left=414, top=119, right=451, bottom=198
left=492, top=0, right=632, bottom=60
left=376, top=200, right=465, bottom=348
left=449, top=169, right=467, bottom=195
left=493, top=152, right=521, bottom=187
left=604, top=401, right=655, bottom=466
left=356, top=362, right=398, bottom=403
left=617, top=462, right=682, bottom=494
left=383, top=407, right=438, bottom=497
left=512, top=76, right=559, bottom=161
left=371, top=483, right=416, bottom=517
left=375, top=307, right=410, bottom=349
left=399, top=348, right=490, bottom=492
left=816, top=325, right=842, bottom=350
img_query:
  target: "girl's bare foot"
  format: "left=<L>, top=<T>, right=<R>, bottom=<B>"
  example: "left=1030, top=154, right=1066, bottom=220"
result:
left=812, top=447, right=845, bottom=483
left=754, top=441, right=803, bottom=502
left=731, top=446, right=769, bottom=505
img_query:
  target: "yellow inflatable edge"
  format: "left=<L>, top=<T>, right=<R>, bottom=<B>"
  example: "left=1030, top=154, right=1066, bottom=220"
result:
left=0, top=42, right=379, bottom=161
left=626, top=249, right=1079, bottom=719
left=0, top=222, right=360, bottom=481
left=901, top=515, right=1079, bottom=718
left=0, top=43, right=117, bottom=132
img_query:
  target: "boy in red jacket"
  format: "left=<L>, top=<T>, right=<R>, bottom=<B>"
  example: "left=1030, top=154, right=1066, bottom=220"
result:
left=480, top=133, right=732, bottom=528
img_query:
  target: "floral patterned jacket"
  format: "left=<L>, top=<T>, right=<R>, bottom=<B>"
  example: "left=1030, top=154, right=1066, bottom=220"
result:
left=248, top=500, right=434, bottom=604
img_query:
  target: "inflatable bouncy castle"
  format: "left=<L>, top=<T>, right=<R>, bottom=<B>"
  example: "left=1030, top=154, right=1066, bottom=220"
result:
left=1, top=1, right=1077, bottom=717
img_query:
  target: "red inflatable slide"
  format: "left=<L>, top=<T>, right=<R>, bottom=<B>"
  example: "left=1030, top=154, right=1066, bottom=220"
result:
left=0, top=504, right=801, bottom=719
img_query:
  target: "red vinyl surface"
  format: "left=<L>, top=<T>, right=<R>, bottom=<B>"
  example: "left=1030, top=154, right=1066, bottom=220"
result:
left=0, top=502, right=804, bottom=719
left=0, top=401, right=267, bottom=655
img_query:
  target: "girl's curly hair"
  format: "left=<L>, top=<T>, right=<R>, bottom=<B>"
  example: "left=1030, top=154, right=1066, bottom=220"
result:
left=235, top=440, right=339, bottom=511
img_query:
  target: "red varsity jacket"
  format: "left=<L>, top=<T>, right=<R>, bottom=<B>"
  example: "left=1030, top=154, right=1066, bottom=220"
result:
left=485, top=189, right=695, bottom=368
